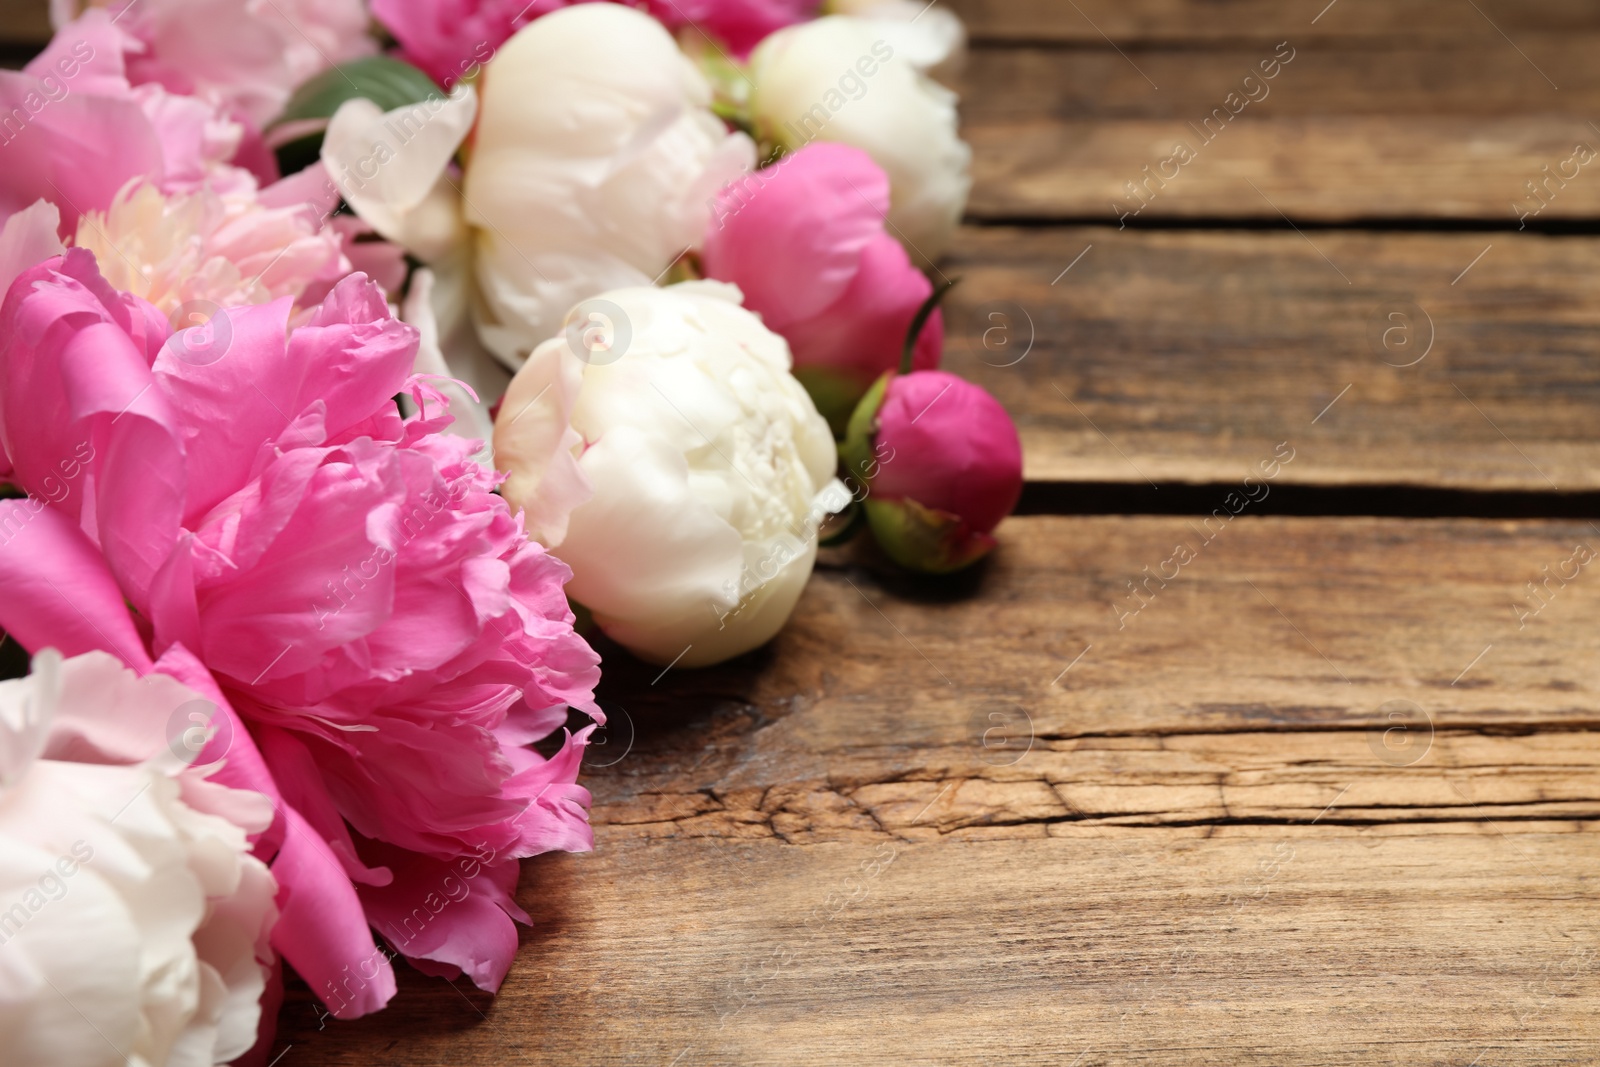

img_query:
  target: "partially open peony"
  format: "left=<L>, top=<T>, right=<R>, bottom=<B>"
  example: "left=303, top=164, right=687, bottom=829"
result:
left=494, top=282, right=844, bottom=667
left=0, top=250, right=602, bottom=1018
left=0, top=648, right=277, bottom=1067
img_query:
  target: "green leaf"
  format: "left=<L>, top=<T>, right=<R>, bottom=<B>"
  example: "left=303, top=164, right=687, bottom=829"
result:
left=273, top=56, right=445, bottom=128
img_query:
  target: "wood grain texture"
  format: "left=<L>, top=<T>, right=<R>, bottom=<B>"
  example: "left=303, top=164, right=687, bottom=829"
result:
left=0, top=0, right=46, bottom=46
left=948, top=0, right=1600, bottom=44
left=957, top=42, right=1600, bottom=123
left=275, top=517, right=1600, bottom=1064
left=957, top=39, right=1600, bottom=221
left=941, top=225, right=1600, bottom=487
left=278, top=832, right=1600, bottom=1066
left=965, top=116, right=1600, bottom=223
left=953, top=35, right=1600, bottom=223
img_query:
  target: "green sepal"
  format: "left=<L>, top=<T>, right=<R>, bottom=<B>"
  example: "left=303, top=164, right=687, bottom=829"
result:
left=839, top=371, right=891, bottom=492
left=864, top=497, right=997, bottom=574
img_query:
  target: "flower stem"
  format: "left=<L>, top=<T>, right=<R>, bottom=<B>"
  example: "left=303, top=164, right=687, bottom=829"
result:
left=900, top=277, right=959, bottom=375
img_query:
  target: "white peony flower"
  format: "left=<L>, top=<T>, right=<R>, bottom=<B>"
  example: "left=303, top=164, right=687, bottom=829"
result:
left=493, top=282, right=846, bottom=668
left=0, top=649, right=277, bottom=1067
left=465, top=4, right=755, bottom=368
left=323, top=4, right=754, bottom=385
left=823, top=0, right=967, bottom=83
left=748, top=13, right=972, bottom=264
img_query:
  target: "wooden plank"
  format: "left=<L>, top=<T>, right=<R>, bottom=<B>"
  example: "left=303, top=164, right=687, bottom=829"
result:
left=966, top=116, right=1600, bottom=223
left=959, top=42, right=1600, bottom=122
left=278, top=832, right=1600, bottom=1065
left=942, top=225, right=1600, bottom=488
left=0, top=0, right=46, bottom=47
left=273, top=517, right=1600, bottom=1064
left=577, top=516, right=1600, bottom=827
left=948, top=0, right=1600, bottom=45
left=959, top=41, right=1600, bottom=221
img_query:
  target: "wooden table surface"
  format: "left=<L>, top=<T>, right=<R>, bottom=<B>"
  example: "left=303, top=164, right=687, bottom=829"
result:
left=8, top=1, right=1600, bottom=1063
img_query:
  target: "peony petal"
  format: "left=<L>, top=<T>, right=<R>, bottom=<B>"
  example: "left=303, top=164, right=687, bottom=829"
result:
left=321, top=89, right=475, bottom=262
left=153, top=298, right=297, bottom=523
left=701, top=142, right=888, bottom=325
left=150, top=644, right=283, bottom=803
left=284, top=274, right=421, bottom=442
left=0, top=19, right=165, bottom=229
left=254, top=724, right=393, bottom=887
left=0, top=200, right=65, bottom=296
left=40, top=647, right=202, bottom=765
left=402, top=267, right=497, bottom=446
left=561, top=424, right=743, bottom=650
left=357, top=842, right=524, bottom=993
left=269, top=805, right=398, bottom=1019
left=491, top=335, right=590, bottom=547
left=0, top=250, right=187, bottom=609
left=0, top=502, right=152, bottom=669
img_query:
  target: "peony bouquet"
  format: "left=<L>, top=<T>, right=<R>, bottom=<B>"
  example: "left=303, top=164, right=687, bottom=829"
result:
left=0, top=0, right=1020, bottom=1059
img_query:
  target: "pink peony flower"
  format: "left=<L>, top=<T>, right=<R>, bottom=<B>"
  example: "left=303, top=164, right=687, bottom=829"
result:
left=0, top=11, right=254, bottom=234
left=0, top=250, right=602, bottom=1019
left=701, top=142, right=941, bottom=432
left=52, top=0, right=374, bottom=129
left=0, top=648, right=278, bottom=1067
left=73, top=177, right=349, bottom=317
left=373, top=0, right=814, bottom=89
left=842, top=369, right=1022, bottom=572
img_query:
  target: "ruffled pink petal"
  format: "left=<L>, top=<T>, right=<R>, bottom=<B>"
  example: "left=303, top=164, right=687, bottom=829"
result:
left=152, top=297, right=298, bottom=522
left=284, top=274, right=421, bottom=441
left=191, top=446, right=405, bottom=685
left=271, top=805, right=398, bottom=1019
left=286, top=711, right=527, bottom=859
left=702, top=142, right=889, bottom=326
left=0, top=502, right=152, bottom=669
left=0, top=249, right=186, bottom=608
left=779, top=230, right=939, bottom=387
left=358, top=841, right=527, bottom=993
left=254, top=723, right=394, bottom=887
left=0, top=21, right=164, bottom=229
left=501, top=726, right=596, bottom=856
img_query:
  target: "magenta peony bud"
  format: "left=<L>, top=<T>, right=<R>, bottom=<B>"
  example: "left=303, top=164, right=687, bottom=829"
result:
left=842, top=369, right=1023, bottom=573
